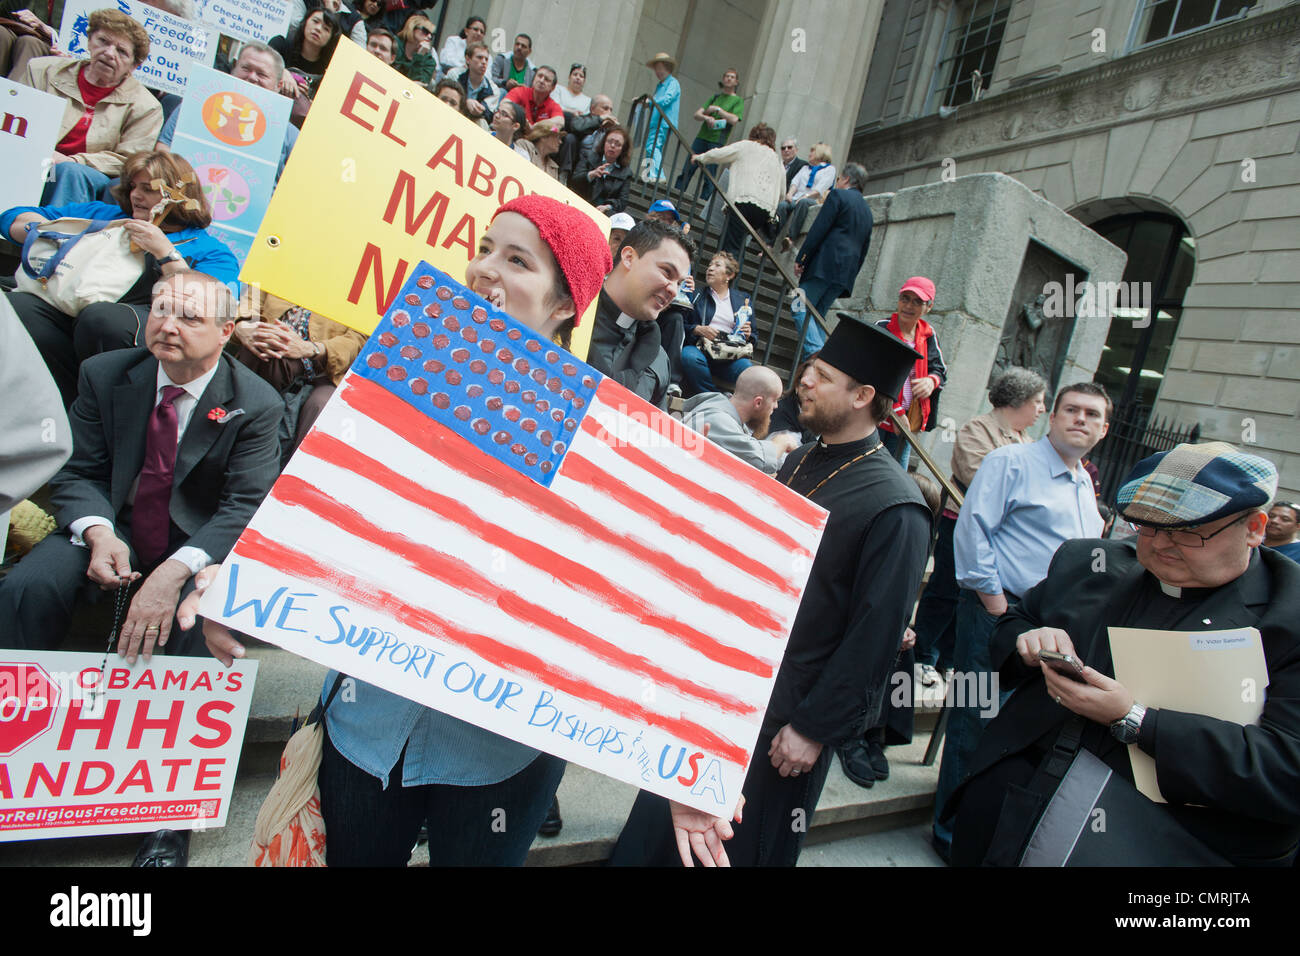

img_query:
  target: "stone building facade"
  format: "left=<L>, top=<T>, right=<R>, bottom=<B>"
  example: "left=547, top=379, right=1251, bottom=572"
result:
left=430, top=0, right=1299, bottom=496
left=853, top=0, right=1300, bottom=497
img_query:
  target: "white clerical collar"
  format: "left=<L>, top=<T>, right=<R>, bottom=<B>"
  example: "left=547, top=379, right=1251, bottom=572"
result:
left=616, top=311, right=637, bottom=329
left=1157, top=579, right=1183, bottom=598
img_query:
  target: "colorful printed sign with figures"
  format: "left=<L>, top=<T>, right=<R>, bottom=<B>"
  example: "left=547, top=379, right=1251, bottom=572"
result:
left=170, top=64, right=290, bottom=265
left=59, top=0, right=218, bottom=97
left=200, top=264, right=828, bottom=818
left=0, top=652, right=257, bottom=841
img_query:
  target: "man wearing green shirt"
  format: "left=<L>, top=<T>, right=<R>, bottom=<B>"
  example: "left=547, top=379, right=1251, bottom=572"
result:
left=674, top=68, right=744, bottom=200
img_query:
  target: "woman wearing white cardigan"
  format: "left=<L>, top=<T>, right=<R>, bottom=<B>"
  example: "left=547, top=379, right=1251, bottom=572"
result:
left=692, top=122, right=786, bottom=264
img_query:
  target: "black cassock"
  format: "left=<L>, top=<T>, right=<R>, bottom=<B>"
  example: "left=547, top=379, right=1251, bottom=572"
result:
left=609, top=431, right=931, bottom=866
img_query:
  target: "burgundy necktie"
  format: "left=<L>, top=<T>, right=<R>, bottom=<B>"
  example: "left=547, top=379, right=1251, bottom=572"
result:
left=132, top=385, right=186, bottom=567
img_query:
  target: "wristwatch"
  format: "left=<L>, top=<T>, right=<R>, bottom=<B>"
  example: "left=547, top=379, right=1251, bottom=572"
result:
left=1109, top=702, right=1147, bottom=744
left=159, top=249, right=185, bottom=265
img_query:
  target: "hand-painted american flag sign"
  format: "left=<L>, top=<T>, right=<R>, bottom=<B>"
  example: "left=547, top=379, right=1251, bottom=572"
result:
left=200, top=262, right=827, bottom=815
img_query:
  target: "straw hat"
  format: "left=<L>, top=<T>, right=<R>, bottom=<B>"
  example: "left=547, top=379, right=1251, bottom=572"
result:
left=645, top=51, right=676, bottom=71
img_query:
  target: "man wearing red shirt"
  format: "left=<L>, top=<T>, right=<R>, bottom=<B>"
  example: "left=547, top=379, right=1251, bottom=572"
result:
left=504, top=65, right=563, bottom=129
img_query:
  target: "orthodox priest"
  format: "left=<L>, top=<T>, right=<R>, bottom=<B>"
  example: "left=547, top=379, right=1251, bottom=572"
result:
left=609, top=315, right=933, bottom=866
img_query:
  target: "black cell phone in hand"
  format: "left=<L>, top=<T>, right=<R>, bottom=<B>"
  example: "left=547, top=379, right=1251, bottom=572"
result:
left=1038, top=649, right=1087, bottom=682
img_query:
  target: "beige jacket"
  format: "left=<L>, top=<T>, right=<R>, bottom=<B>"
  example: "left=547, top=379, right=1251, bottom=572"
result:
left=24, top=56, right=163, bottom=175
left=696, top=139, right=787, bottom=214
left=948, top=411, right=1031, bottom=512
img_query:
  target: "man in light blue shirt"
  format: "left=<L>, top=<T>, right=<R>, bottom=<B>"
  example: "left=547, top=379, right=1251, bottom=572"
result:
left=933, top=381, right=1109, bottom=860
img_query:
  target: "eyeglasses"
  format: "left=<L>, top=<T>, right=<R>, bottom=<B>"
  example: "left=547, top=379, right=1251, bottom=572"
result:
left=1128, top=512, right=1251, bottom=548
left=415, top=26, right=432, bottom=36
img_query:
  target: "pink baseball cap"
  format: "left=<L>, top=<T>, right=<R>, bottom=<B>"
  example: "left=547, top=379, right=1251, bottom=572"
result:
left=899, top=276, right=936, bottom=302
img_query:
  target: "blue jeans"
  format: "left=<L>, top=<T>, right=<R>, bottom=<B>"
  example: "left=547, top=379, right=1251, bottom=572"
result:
left=675, top=136, right=718, bottom=198
left=911, top=514, right=958, bottom=670
left=646, top=120, right=670, bottom=179
left=319, top=730, right=567, bottom=866
left=933, top=588, right=1014, bottom=857
left=880, top=426, right=912, bottom=471
left=42, top=162, right=113, bottom=206
left=794, top=277, right=839, bottom=360
left=680, top=343, right=752, bottom=395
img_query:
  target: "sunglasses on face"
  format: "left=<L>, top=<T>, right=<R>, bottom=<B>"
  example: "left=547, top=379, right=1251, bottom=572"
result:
left=416, top=26, right=432, bottom=36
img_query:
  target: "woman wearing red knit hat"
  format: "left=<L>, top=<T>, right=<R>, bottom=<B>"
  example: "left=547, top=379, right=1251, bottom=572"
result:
left=185, top=196, right=614, bottom=867
left=310, top=194, right=612, bottom=866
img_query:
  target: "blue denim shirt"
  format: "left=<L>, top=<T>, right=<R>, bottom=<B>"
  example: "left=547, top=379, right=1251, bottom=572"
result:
left=322, top=672, right=540, bottom=789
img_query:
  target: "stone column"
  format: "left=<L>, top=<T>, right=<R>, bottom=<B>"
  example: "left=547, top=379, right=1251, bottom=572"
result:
left=746, top=0, right=886, bottom=167
left=486, top=0, right=645, bottom=111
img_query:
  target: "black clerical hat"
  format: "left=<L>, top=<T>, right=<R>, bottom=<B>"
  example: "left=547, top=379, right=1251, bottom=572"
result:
left=818, top=314, right=922, bottom=400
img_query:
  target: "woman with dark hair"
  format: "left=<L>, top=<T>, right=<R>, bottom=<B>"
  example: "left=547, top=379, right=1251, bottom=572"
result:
left=692, top=122, right=786, bottom=263
left=491, top=98, right=530, bottom=160
left=552, top=62, right=591, bottom=114
left=438, top=14, right=486, bottom=74
left=1, top=149, right=237, bottom=406
left=312, top=196, right=609, bottom=865
left=392, top=13, right=440, bottom=86
left=572, top=124, right=632, bottom=213
left=270, top=7, right=342, bottom=102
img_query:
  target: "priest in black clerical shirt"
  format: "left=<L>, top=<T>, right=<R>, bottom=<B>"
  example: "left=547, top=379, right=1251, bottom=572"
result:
left=610, top=315, right=932, bottom=867
left=947, top=441, right=1300, bottom=866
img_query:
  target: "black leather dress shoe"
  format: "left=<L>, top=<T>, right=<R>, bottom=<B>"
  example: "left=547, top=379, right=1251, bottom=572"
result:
left=864, top=738, right=890, bottom=781
left=132, top=829, right=190, bottom=867
left=538, top=797, right=563, bottom=837
left=835, top=739, right=876, bottom=789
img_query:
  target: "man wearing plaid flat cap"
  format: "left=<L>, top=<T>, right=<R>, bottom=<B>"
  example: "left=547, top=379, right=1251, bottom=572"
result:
left=945, top=441, right=1300, bottom=866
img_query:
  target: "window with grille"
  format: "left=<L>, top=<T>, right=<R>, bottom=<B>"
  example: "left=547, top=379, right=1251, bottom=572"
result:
left=933, top=0, right=1011, bottom=109
left=1134, top=0, right=1258, bottom=47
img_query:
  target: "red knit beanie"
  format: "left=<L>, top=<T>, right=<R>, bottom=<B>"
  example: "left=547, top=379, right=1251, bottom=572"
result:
left=493, top=195, right=612, bottom=326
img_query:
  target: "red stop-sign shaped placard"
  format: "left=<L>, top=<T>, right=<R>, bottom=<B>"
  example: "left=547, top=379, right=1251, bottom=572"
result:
left=0, top=663, right=61, bottom=756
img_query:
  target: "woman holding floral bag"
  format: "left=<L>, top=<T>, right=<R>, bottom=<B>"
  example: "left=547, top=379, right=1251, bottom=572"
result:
left=2, top=149, right=236, bottom=408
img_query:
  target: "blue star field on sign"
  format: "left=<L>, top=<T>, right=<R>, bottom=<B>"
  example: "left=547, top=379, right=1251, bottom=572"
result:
left=350, top=262, right=603, bottom=487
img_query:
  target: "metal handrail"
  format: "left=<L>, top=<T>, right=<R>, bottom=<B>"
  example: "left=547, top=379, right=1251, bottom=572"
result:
left=627, top=95, right=965, bottom=508
left=629, top=95, right=830, bottom=348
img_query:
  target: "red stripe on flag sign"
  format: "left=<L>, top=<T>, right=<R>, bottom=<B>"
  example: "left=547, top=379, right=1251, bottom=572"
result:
left=297, top=429, right=777, bottom=678
left=580, top=415, right=812, bottom=555
left=268, top=471, right=763, bottom=717
left=558, top=450, right=800, bottom=599
left=339, top=375, right=790, bottom=635
left=593, top=378, right=827, bottom=528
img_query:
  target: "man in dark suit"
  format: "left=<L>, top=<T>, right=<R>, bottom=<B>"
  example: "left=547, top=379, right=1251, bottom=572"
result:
left=780, top=137, right=808, bottom=187
left=0, top=271, right=281, bottom=662
left=793, top=162, right=873, bottom=361
left=947, top=442, right=1300, bottom=866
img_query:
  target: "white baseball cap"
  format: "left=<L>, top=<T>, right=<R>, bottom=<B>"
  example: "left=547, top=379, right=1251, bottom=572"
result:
left=608, top=212, right=635, bottom=231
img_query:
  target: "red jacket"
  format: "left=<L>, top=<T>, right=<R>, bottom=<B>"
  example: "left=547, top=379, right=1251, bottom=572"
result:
left=877, top=313, right=946, bottom=433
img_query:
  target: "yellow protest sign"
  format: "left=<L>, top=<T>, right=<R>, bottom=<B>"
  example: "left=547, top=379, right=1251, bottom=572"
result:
left=242, top=40, right=606, bottom=356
